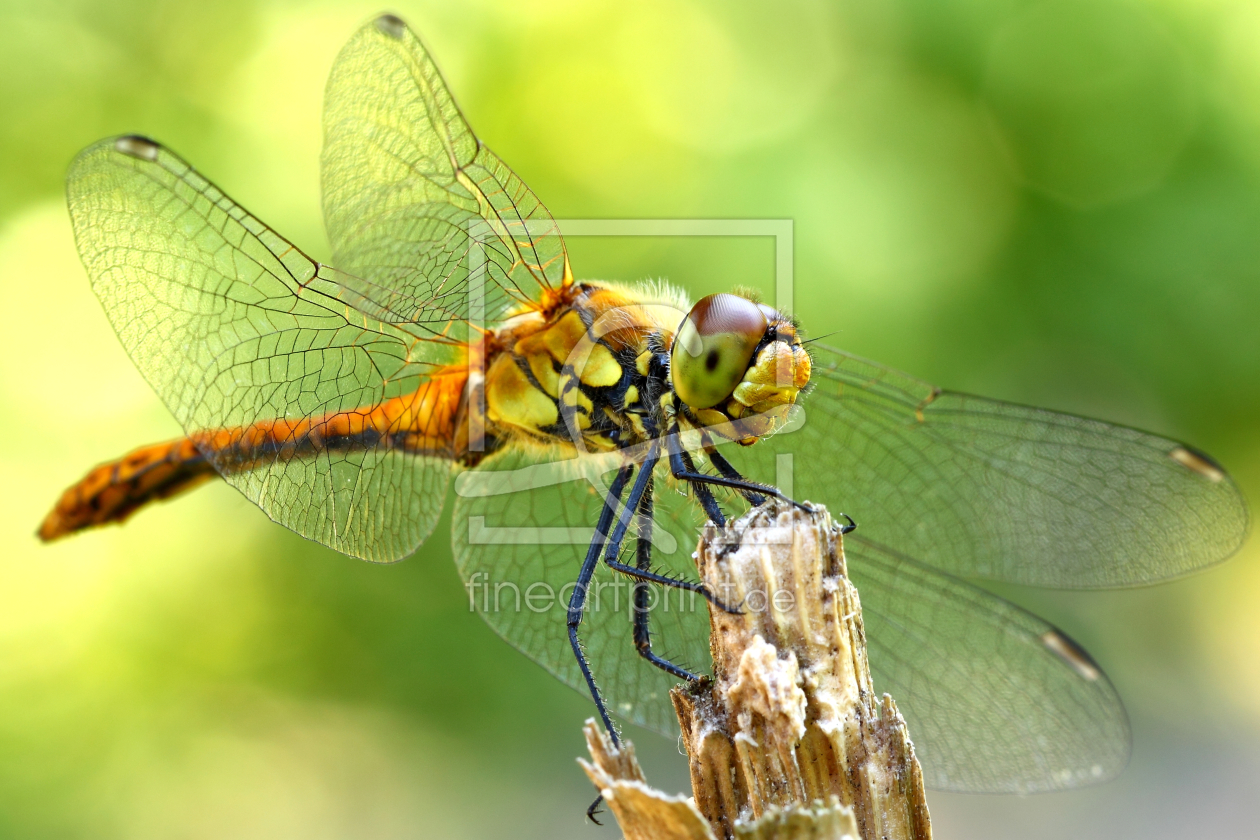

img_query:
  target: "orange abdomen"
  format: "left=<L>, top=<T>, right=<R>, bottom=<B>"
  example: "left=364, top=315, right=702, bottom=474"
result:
left=39, top=363, right=474, bottom=542
left=38, top=438, right=215, bottom=541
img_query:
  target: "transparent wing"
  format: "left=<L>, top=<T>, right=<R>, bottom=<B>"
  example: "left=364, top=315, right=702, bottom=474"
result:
left=450, top=440, right=1130, bottom=792
left=67, top=136, right=452, bottom=563
left=758, top=343, right=1248, bottom=587
left=450, top=446, right=713, bottom=737
left=847, top=535, right=1129, bottom=793
left=321, top=14, right=570, bottom=330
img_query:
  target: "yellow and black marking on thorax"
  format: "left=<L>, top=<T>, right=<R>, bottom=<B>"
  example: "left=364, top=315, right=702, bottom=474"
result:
left=482, top=282, right=679, bottom=452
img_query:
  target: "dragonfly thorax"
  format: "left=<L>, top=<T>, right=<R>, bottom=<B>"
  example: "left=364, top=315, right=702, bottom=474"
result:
left=480, top=282, right=679, bottom=453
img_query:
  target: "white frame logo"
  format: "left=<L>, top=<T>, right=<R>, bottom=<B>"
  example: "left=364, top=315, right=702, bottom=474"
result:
left=456, top=218, right=799, bottom=548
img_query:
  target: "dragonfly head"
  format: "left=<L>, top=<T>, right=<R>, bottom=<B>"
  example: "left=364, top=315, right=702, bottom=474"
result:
left=670, top=292, right=811, bottom=442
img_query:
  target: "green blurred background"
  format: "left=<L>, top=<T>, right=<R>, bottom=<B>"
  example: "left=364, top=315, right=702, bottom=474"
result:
left=3, top=0, right=1258, bottom=837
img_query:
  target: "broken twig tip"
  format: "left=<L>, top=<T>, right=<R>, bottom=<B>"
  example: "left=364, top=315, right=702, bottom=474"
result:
left=581, top=500, right=932, bottom=839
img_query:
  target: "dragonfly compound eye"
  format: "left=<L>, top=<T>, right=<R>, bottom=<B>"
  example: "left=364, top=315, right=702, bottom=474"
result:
left=671, top=293, right=767, bottom=409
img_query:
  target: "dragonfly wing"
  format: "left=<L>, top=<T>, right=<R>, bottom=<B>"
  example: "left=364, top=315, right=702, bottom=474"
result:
left=451, top=446, right=712, bottom=737
left=452, top=440, right=1131, bottom=789
left=321, top=14, right=570, bottom=330
left=757, top=343, right=1248, bottom=587
left=847, top=535, right=1130, bottom=792
left=67, top=136, right=452, bottom=563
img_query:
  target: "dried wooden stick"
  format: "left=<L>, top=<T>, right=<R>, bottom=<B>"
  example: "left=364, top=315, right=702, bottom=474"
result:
left=579, top=501, right=932, bottom=840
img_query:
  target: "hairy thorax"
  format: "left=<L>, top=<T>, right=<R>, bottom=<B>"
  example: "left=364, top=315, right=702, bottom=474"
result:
left=477, top=282, right=681, bottom=456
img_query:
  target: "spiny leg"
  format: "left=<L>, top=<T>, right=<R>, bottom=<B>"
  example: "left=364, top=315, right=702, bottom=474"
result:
left=578, top=457, right=670, bottom=825
left=677, top=446, right=727, bottom=526
left=701, top=437, right=857, bottom=534
left=595, top=449, right=738, bottom=682
left=568, top=463, right=634, bottom=747
left=705, top=444, right=766, bottom=507
left=574, top=464, right=637, bottom=825
left=600, top=444, right=740, bottom=616
left=625, top=475, right=703, bottom=681
left=667, top=424, right=809, bottom=510
left=605, top=557, right=742, bottom=614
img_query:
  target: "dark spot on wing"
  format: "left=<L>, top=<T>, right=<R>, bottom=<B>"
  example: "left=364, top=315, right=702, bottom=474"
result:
left=1168, top=445, right=1225, bottom=483
left=115, top=135, right=159, bottom=162
left=374, top=14, right=407, bottom=39
left=1040, top=629, right=1101, bottom=682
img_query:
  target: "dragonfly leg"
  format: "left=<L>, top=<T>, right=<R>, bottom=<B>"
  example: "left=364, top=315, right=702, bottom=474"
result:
left=599, top=444, right=740, bottom=616
left=575, top=456, right=659, bottom=826
left=677, top=447, right=727, bottom=526
left=705, top=445, right=766, bottom=507
left=666, top=425, right=808, bottom=511
left=695, top=436, right=857, bottom=533
left=627, top=480, right=704, bottom=682
left=606, top=556, right=742, bottom=615
left=599, top=458, right=734, bottom=682
left=567, top=462, right=635, bottom=747
left=585, top=796, right=606, bottom=825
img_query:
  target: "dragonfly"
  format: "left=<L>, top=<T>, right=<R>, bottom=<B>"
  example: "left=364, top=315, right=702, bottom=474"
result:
left=39, top=14, right=1248, bottom=798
